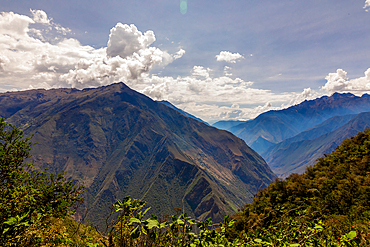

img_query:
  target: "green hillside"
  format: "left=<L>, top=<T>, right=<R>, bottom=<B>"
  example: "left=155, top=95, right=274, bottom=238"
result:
left=232, top=128, right=370, bottom=245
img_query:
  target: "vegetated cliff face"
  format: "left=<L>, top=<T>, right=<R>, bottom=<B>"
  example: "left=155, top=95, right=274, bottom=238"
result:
left=0, top=82, right=275, bottom=226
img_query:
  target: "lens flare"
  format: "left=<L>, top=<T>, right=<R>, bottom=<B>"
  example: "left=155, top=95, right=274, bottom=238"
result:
left=180, top=0, right=187, bottom=15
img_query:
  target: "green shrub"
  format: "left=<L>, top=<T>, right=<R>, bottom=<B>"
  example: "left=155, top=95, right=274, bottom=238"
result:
left=0, top=118, right=84, bottom=246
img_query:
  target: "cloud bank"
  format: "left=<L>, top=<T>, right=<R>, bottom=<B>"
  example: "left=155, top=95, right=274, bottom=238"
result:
left=3, top=9, right=365, bottom=123
left=322, top=69, right=370, bottom=94
left=139, top=66, right=310, bottom=122
left=0, top=10, right=184, bottom=90
left=0, top=9, right=305, bottom=122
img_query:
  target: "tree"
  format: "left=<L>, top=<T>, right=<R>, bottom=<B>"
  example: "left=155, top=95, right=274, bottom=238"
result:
left=0, top=118, right=84, bottom=246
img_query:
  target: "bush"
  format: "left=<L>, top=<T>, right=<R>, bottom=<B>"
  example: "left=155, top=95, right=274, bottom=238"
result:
left=0, top=118, right=84, bottom=246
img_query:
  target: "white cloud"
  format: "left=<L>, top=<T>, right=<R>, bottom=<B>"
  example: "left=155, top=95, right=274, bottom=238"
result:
left=287, top=87, right=320, bottom=106
left=322, top=68, right=370, bottom=94
left=139, top=65, right=297, bottom=121
left=0, top=11, right=34, bottom=37
left=364, top=0, right=370, bottom=11
left=177, top=101, right=281, bottom=123
left=301, top=87, right=312, bottom=98
left=0, top=10, right=184, bottom=90
left=173, top=49, right=185, bottom=59
left=107, top=23, right=155, bottom=59
left=31, top=9, right=51, bottom=24
left=224, top=66, right=232, bottom=76
left=216, top=51, right=244, bottom=63
left=191, top=66, right=211, bottom=78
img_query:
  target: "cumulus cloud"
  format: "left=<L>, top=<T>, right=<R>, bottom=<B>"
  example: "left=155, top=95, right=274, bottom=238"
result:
left=301, top=87, right=312, bottom=98
left=322, top=68, right=370, bottom=94
left=191, top=66, right=211, bottom=78
left=31, top=9, right=51, bottom=24
left=224, top=66, right=232, bottom=76
left=216, top=51, right=244, bottom=63
left=107, top=23, right=155, bottom=59
left=0, top=11, right=34, bottom=37
left=173, top=49, right=185, bottom=59
left=286, top=87, right=320, bottom=106
left=0, top=10, right=184, bottom=90
left=364, top=0, right=370, bottom=11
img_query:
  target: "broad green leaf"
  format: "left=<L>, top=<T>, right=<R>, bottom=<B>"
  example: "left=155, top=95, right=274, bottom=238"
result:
left=146, top=218, right=159, bottom=229
left=314, top=224, right=323, bottom=230
left=130, top=217, right=141, bottom=224
left=254, top=238, right=262, bottom=243
left=347, top=230, right=357, bottom=239
left=4, top=217, right=17, bottom=225
left=159, top=222, right=168, bottom=228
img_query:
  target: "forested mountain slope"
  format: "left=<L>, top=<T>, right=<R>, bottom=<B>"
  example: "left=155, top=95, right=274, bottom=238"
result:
left=232, top=128, right=370, bottom=245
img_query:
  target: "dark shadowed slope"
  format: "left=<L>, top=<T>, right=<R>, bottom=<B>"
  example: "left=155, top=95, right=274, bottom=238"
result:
left=0, top=83, right=275, bottom=226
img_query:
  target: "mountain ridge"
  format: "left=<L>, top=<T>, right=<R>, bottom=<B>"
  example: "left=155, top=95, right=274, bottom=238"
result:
left=265, top=112, right=370, bottom=177
left=0, top=82, right=275, bottom=226
left=225, top=93, right=370, bottom=153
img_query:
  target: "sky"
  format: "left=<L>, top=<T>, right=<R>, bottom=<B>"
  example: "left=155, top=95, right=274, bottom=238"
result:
left=1, top=0, right=370, bottom=124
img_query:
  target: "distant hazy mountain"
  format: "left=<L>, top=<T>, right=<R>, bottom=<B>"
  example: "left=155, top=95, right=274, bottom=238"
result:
left=264, top=112, right=370, bottom=177
left=157, top=100, right=208, bottom=125
left=212, top=120, right=247, bottom=130
left=229, top=93, right=370, bottom=154
left=262, top=114, right=356, bottom=158
left=0, top=83, right=275, bottom=226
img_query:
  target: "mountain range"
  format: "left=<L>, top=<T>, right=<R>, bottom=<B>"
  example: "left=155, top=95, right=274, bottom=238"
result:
left=263, top=112, right=370, bottom=177
left=213, top=93, right=370, bottom=177
left=0, top=83, right=275, bottom=226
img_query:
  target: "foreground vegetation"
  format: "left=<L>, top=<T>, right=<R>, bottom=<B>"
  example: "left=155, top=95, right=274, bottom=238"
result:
left=231, top=128, right=370, bottom=246
left=2, top=118, right=370, bottom=246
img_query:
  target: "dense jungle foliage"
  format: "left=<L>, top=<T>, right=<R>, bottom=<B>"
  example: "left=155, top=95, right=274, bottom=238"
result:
left=2, top=118, right=370, bottom=246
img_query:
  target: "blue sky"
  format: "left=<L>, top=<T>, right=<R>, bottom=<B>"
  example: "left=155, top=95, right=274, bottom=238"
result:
left=1, top=0, right=370, bottom=123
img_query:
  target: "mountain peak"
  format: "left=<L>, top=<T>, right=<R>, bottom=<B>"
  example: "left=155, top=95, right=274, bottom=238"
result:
left=331, top=92, right=356, bottom=98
